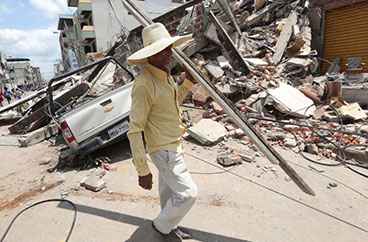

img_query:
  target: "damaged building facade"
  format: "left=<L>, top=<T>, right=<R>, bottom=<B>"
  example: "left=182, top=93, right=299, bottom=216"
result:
left=0, top=46, right=10, bottom=91
left=56, top=0, right=188, bottom=74
left=6, top=58, right=42, bottom=90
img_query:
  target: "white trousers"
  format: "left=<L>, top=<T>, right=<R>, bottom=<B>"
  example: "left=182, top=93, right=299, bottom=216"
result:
left=149, top=150, right=198, bottom=234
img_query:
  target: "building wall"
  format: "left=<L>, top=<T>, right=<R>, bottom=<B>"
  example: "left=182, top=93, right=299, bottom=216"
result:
left=91, top=0, right=182, bottom=53
left=62, top=0, right=184, bottom=66
left=7, top=62, right=30, bottom=87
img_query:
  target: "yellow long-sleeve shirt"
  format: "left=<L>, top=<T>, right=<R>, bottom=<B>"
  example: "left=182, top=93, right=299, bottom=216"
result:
left=127, top=63, right=193, bottom=176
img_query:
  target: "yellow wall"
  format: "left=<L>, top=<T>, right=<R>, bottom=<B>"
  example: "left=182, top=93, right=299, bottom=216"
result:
left=322, top=1, right=368, bottom=73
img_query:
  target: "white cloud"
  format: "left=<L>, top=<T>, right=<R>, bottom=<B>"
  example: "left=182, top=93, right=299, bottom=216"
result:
left=0, top=4, right=12, bottom=13
left=0, top=27, right=61, bottom=81
left=29, top=0, right=70, bottom=19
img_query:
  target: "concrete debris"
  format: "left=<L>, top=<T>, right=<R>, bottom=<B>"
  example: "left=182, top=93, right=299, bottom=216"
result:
left=328, top=182, right=338, bottom=188
left=232, top=148, right=256, bottom=163
left=268, top=83, right=316, bottom=117
left=191, top=85, right=211, bottom=104
left=338, top=102, right=367, bottom=121
left=283, top=134, right=297, bottom=147
left=18, top=124, right=59, bottom=147
left=187, top=118, right=227, bottom=145
left=80, top=175, right=106, bottom=192
left=80, top=168, right=106, bottom=192
left=217, top=151, right=242, bottom=166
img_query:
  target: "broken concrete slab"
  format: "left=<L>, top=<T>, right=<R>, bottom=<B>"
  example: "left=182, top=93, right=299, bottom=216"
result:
left=244, top=58, right=269, bottom=67
left=342, top=86, right=368, bottom=107
left=231, top=148, right=256, bottom=163
left=80, top=175, right=106, bottom=192
left=80, top=168, right=106, bottom=192
left=18, top=124, right=59, bottom=147
left=269, top=82, right=316, bottom=117
left=187, top=118, right=227, bottom=145
left=284, top=134, right=297, bottom=147
left=217, top=151, right=242, bottom=166
left=205, top=62, right=224, bottom=79
left=204, top=23, right=221, bottom=45
left=344, top=146, right=368, bottom=164
left=338, top=102, right=367, bottom=120
left=217, top=56, right=230, bottom=68
left=191, top=85, right=211, bottom=104
left=215, top=83, right=238, bottom=95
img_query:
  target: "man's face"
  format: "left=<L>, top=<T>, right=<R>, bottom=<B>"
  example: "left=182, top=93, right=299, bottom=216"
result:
left=148, top=45, right=173, bottom=70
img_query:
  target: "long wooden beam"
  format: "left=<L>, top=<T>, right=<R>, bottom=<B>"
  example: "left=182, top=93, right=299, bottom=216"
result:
left=207, top=10, right=250, bottom=74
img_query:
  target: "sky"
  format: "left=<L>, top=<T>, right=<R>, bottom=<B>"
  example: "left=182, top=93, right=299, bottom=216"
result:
left=0, top=0, right=74, bottom=81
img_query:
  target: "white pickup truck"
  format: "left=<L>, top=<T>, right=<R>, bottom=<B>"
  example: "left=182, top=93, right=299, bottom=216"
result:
left=48, top=57, right=134, bottom=156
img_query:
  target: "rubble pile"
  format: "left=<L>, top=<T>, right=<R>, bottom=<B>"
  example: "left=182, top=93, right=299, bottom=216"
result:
left=175, top=0, right=368, bottom=166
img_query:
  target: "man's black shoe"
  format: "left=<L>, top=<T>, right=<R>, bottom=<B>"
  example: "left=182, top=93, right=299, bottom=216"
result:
left=174, top=227, right=193, bottom=240
left=151, top=221, right=182, bottom=242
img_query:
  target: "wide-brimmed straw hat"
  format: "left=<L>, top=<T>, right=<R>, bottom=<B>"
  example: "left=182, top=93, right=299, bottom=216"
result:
left=127, top=22, right=192, bottom=65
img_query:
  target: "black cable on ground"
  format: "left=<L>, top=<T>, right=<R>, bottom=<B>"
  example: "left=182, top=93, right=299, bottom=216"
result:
left=0, top=199, right=77, bottom=242
left=292, top=125, right=368, bottom=179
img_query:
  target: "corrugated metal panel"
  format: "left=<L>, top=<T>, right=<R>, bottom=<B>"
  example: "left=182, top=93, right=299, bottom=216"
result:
left=322, top=1, right=368, bottom=73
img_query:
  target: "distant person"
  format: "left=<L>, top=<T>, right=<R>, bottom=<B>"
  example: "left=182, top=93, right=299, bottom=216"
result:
left=16, top=89, right=22, bottom=100
left=4, top=87, right=12, bottom=104
left=0, top=90, right=4, bottom=107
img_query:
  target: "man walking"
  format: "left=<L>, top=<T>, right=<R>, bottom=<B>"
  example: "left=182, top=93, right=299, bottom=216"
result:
left=127, top=23, right=197, bottom=242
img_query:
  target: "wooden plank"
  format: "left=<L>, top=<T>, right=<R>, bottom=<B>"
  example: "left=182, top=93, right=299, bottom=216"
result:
left=243, top=3, right=277, bottom=29
left=9, top=83, right=89, bottom=134
left=272, top=11, right=298, bottom=65
left=207, top=10, right=250, bottom=74
left=217, top=0, right=242, bottom=35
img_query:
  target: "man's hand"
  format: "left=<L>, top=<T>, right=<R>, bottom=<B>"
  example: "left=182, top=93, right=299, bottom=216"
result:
left=184, top=67, right=197, bottom=84
left=139, top=173, right=153, bottom=190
